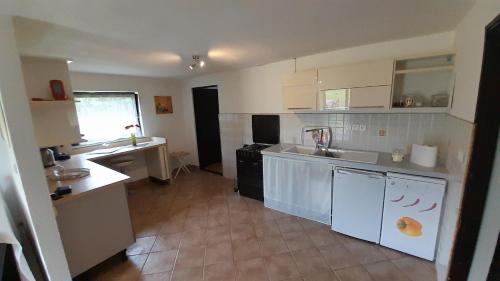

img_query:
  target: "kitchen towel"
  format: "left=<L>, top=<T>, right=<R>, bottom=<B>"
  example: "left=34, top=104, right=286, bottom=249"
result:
left=410, top=144, right=438, bottom=168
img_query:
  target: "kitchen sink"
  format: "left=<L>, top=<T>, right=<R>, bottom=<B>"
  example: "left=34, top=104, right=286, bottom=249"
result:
left=282, top=145, right=379, bottom=164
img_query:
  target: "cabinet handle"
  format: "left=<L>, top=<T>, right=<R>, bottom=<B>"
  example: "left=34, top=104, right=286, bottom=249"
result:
left=288, top=107, right=313, bottom=110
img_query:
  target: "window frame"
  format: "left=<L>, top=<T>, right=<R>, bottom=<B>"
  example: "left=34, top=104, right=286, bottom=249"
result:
left=73, top=91, right=143, bottom=146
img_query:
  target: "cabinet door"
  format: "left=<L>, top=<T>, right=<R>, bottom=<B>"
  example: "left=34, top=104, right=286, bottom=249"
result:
left=283, top=85, right=317, bottom=110
left=318, top=59, right=394, bottom=90
left=283, top=69, right=317, bottom=86
left=349, top=86, right=391, bottom=109
left=263, top=156, right=332, bottom=224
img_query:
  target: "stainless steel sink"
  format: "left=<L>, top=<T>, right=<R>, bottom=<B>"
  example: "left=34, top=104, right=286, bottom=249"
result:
left=282, top=145, right=379, bottom=164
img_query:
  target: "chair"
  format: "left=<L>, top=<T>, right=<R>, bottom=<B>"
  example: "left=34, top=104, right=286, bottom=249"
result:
left=170, top=151, right=191, bottom=179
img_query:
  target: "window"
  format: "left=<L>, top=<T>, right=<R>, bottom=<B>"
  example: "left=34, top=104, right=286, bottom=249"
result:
left=74, top=92, right=142, bottom=144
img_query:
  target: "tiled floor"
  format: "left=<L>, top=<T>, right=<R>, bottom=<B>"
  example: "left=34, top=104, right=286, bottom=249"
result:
left=89, top=168, right=437, bottom=281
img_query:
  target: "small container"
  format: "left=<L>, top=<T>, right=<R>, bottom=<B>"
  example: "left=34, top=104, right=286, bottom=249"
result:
left=392, top=149, right=405, bottom=163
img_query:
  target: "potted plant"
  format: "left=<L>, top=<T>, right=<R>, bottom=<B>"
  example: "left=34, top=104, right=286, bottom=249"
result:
left=125, top=124, right=141, bottom=146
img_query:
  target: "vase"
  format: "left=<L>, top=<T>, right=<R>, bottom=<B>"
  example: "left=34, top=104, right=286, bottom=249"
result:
left=130, top=133, right=137, bottom=146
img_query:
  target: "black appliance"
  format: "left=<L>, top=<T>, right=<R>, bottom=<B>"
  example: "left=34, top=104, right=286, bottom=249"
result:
left=236, top=115, right=280, bottom=201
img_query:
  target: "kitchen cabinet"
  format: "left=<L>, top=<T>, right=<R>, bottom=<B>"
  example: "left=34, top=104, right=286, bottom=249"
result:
left=318, top=85, right=391, bottom=110
left=282, top=69, right=318, bottom=111
left=380, top=173, right=446, bottom=261
left=263, top=155, right=332, bottom=224
left=318, top=59, right=394, bottom=91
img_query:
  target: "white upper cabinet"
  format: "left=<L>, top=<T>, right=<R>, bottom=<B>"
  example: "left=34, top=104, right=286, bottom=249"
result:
left=350, top=86, right=392, bottom=109
left=317, top=59, right=394, bottom=90
left=282, top=69, right=318, bottom=111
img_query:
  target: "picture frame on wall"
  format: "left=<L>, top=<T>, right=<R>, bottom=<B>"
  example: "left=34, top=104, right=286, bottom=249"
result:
left=49, top=80, right=67, bottom=100
left=154, top=96, right=173, bottom=114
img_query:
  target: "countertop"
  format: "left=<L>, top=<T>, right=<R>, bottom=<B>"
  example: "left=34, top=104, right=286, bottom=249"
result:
left=262, top=143, right=449, bottom=179
left=46, top=137, right=167, bottom=206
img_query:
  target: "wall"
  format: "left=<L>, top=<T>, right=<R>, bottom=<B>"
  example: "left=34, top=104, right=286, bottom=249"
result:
left=21, top=56, right=74, bottom=100
left=468, top=130, right=500, bottom=281
left=219, top=113, right=449, bottom=178
left=20, top=56, right=81, bottom=147
left=180, top=31, right=455, bottom=166
left=0, top=15, right=71, bottom=280
left=451, top=0, right=500, bottom=122
left=70, top=72, right=185, bottom=173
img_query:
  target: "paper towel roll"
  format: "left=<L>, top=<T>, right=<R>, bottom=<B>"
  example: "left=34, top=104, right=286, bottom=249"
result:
left=410, top=144, right=438, bottom=167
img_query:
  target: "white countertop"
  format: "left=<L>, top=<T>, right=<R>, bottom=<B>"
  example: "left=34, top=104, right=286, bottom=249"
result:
left=262, top=143, right=449, bottom=179
left=46, top=137, right=167, bottom=205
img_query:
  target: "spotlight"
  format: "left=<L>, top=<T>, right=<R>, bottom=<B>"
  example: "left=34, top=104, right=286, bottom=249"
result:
left=188, top=55, right=205, bottom=70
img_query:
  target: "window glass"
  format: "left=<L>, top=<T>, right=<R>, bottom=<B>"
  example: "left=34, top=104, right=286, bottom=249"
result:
left=74, top=92, right=142, bottom=143
left=322, top=89, right=350, bottom=110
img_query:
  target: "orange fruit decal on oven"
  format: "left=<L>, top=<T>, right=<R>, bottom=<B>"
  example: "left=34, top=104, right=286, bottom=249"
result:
left=396, top=217, right=422, bottom=237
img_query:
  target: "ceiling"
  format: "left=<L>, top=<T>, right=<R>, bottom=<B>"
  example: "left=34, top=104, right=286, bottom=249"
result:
left=6, top=0, right=474, bottom=78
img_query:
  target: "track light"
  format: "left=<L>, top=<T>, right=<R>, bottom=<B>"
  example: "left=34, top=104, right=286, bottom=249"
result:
left=188, top=55, right=205, bottom=70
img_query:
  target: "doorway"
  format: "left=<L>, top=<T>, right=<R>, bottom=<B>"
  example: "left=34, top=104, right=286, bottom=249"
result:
left=192, top=86, right=223, bottom=175
left=447, top=13, right=500, bottom=281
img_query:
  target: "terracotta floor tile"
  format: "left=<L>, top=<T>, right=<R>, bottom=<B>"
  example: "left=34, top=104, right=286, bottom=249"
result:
left=140, top=271, right=172, bottom=281
left=296, top=218, right=325, bottom=230
left=206, top=225, right=232, bottom=245
left=151, top=234, right=181, bottom=252
left=282, top=231, right=315, bottom=251
left=379, top=247, right=409, bottom=260
left=254, top=220, right=281, bottom=238
left=183, top=216, right=208, bottom=231
left=142, top=250, right=177, bottom=275
left=302, top=271, right=339, bottom=281
left=236, top=257, right=270, bottom=281
left=205, top=241, right=233, bottom=265
left=259, top=235, right=289, bottom=256
left=306, top=227, right=339, bottom=247
left=319, top=244, right=360, bottom=270
left=363, top=261, right=411, bottom=281
left=265, top=253, right=300, bottom=281
left=174, top=246, right=205, bottom=270
left=179, top=230, right=206, bottom=247
left=231, top=223, right=256, bottom=241
left=343, top=241, right=387, bottom=265
left=94, top=253, right=148, bottom=281
left=391, top=257, right=437, bottom=281
left=232, top=237, right=262, bottom=261
left=276, top=217, right=304, bottom=233
left=159, top=221, right=185, bottom=235
left=205, top=262, right=237, bottom=281
left=127, top=236, right=156, bottom=256
left=170, top=266, right=203, bottom=281
left=334, top=265, right=373, bottom=281
left=291, top=248, right=331, bottom=276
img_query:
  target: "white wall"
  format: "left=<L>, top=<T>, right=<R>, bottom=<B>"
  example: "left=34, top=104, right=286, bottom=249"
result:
left=180, top=31, right=456, bottom=166
left=21, top=56, right=81, bottom=147
left=0, top=15, right=71, bottom=281
left=21, top=56, right=74, bottom=100
left=451, top=0, right=500, bottom=122
left=70, top=72, right=184, bottom=152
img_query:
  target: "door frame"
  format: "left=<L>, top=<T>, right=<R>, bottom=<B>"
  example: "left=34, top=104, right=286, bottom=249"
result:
left=191, top=85, right=223, bottom=175
left=447, top=13, right=500, bottom=281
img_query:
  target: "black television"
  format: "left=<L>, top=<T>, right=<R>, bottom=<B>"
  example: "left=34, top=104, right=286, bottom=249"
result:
left=252, top=115, right=280, bottom=144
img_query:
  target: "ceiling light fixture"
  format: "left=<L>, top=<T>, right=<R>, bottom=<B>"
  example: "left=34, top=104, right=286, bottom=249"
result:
left=188, top=55, right=205, bottom=70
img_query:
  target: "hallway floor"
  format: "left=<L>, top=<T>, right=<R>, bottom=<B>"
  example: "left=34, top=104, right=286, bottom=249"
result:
left=90, top=168, right=437, bottom=281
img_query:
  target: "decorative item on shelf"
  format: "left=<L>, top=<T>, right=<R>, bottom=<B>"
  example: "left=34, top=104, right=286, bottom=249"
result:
left=404, top=97, right=415, bottom=108
left=125, top=124, right=141, bottom=146
left=392, top=149, right=405, bottom=163
left=392, top=95, right=407, bottom=108
left=154, top=96, right=173, bottom=114
left=49, top=80, right=67, bottom=100
left=431, top=93, right=449, bottom=107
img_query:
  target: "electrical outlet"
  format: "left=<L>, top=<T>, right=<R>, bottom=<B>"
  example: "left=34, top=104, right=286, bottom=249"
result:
left=379, top=129, right=386, bottom=136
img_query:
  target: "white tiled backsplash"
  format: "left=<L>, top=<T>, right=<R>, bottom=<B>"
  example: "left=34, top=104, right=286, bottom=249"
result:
left=222, top=113, right=447, bottom=153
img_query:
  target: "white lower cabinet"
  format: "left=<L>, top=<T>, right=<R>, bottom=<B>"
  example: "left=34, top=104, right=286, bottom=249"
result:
left=263, top=156, right=332, bottom=224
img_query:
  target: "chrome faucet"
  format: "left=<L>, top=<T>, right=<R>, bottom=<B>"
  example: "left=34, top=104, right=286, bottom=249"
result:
left=304, top=127, right=330, bottom=153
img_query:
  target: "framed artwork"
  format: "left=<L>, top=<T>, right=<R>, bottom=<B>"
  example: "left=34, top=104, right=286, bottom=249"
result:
left=50, top=80, right=67, bottom=100
left=154, top=96, right=173, bottom=114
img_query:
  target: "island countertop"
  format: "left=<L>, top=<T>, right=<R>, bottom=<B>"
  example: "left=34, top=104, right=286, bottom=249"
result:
left=262, top=143, right=449, bottom=179
left=45, top=137, right=167, bottom=205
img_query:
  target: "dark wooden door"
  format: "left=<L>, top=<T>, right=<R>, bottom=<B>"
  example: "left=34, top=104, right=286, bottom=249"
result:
left=192, top=87, right=222, bottom=169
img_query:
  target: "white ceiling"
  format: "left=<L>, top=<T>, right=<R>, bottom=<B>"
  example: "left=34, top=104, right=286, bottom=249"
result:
left=6, top=0, right=474, bottom=78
